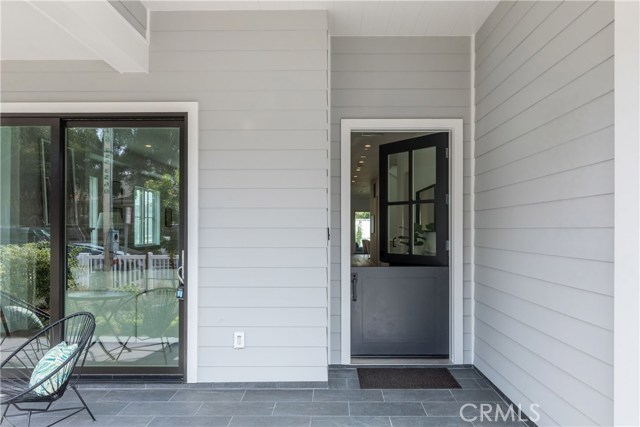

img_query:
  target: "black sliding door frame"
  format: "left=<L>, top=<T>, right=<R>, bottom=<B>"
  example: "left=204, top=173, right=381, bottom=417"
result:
left=1, top=113, right=187, bottom=378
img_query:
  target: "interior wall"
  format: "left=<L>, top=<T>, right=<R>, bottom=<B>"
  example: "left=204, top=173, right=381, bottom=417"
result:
left=0, top=10, right=330, bottom=383
left=330, top=36, right=473, bottom=364
left=473, top=1, right=614, bottom=425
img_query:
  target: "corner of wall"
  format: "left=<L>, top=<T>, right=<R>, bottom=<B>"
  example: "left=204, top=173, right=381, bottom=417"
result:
left=469, top=32, right=476, bottom=367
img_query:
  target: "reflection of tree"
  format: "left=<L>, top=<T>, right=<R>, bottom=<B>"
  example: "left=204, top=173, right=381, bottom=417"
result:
left=144, top=170, right=180, bottom=260
left=66, top=127, right=180, bottom=249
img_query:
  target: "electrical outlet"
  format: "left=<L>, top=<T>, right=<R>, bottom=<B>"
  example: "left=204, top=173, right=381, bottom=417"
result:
left=233, top=332, right=245, bottom=349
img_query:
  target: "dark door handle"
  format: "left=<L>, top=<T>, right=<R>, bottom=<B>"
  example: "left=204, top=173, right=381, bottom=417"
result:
left=351, top=273, right=358, bottom=302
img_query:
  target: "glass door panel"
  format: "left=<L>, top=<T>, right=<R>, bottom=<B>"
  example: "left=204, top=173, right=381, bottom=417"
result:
left=387, top=151, right=409, bottom=202
left=0, top=125, right=52, bottom=353
left=380, top=133, right=448, bottom=266
left=64, top=125, right=182, bottom=368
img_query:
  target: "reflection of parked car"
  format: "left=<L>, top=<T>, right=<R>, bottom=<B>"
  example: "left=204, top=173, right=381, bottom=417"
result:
left=69, top=243, right=124, bottom=256
left=0, top=227, right=50, bottom=244
left=69, top=243, right=143, bottom=256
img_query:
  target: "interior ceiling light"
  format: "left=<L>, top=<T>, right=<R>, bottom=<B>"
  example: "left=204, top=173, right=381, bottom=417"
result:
left=145, top=144, right=152, bottom=148
left=360, top=155, right=366, bottom=158
left=353, top=175, right=358, bottom=178
left=364, top=144, right=372, bottom=148
left=356, top=167, right=361, bottom=171
left=358, top=160, right=364, bottom=164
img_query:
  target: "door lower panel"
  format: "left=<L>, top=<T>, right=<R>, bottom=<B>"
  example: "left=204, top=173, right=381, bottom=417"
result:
left=351, top=267, right=449, bottom=356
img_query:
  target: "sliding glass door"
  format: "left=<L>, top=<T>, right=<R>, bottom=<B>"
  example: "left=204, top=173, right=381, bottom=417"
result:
left=0, top=116, right=186, bottom=376
left=0, top=121, right=55, bottom=356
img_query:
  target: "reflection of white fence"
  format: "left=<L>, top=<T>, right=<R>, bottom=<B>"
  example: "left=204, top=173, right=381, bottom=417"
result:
left=147, top=253, right=179, bottom=289
left=76, top=253, right=177, bottom=290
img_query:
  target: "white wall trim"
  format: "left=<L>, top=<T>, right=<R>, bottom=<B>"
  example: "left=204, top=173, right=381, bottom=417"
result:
left=326, top=24, right=333, bottom=367
left=0, top=101, right=199, bottom=382
left=340, top=118, right=464, bottom=365
left=469, top=34, right=476, bottom=365
left=614, top=1, right=640, bottom=424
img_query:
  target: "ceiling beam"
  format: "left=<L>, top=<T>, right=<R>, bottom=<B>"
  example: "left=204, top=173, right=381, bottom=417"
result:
left=26, top=0, right=149, bottom=73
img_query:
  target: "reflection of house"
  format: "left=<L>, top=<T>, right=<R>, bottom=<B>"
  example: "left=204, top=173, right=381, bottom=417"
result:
left=1, top=1, right=639, bottom=426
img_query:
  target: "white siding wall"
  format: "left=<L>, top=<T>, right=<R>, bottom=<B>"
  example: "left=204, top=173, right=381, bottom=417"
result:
left=0, top=10, right=330, bottom=383
left=330, top=37, right=473, bottom=364
left=473, top=1, right=614, bottom=425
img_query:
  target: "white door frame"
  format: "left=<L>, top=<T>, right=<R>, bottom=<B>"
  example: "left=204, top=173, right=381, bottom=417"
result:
left=1, top=102, right=200, bottom=382
left=340, top=118, right=464, bottom=365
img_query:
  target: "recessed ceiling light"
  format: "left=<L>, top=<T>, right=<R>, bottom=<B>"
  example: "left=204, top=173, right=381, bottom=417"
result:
left=145, top=144, right=152, bottom=148
left=356, top=167, right=361, bottom=171
left=360, top=155, right=366, bottom=158
left=352, top=180, right=356, bottom=183
left=364, top=144, right=372, bottom=148
left=353, top=175, right=358, bottom=178
left=358, top=160, right=364, bottom=164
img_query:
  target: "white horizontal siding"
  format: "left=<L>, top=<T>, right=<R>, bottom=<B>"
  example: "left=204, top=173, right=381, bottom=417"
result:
left=200, top=229, right=327, bottom=248
left=199, top=189, right=328, bottom=209
left=199, top=288, right=327, bottom=308
left=1, top=71, right=328, bottom=92
left=200, top=150, right=327, bottom=170
left=330, top=36, right=472, bottom=364
left=473, top=2, right=613, bottom=425
left=199, top=327, right=327, bottom=348
left=198, top=268, right=327, bottom=288
left=0, top=10, right=330, bottom=383
left=200, top=208, right=327, bottom=229
left=151, top=51, right=328, bottom=71
left=199, top=308, right=327, bottom=327
left=200, top=170, right=328, bottom=189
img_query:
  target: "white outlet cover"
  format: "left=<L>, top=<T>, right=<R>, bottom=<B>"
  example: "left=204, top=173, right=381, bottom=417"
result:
left=233, top=332, right=244, bottom=349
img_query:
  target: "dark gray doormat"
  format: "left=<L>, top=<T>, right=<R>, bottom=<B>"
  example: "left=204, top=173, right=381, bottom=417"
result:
left=357, top=368, right=461, bottom=389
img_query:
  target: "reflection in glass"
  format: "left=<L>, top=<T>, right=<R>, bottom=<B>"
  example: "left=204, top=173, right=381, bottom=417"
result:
left=387, top=151, right=408, bottom=202
left=414, top=203, right=436, bottom=256
left=388, top=205, right=409, bottom=254
left=413, top=146, right=436, bottom=201
left=64, top=127, right=180, bottom=367
left=0, top=126, right=51, bottom=353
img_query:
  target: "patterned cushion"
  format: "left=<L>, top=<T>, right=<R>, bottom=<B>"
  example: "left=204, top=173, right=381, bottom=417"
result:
left=29, top=342, right=78, bottom=396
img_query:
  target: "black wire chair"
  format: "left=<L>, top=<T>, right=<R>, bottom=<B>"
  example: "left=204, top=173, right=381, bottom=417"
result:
left=0, top=312, right=96, bottom=427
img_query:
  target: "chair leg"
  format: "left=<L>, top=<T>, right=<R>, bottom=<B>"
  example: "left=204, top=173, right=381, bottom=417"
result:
left=26, top=410, right=32, bottom=427
left=1, top=403, right=9, bottom=425
left=71, top=385, right=96, bottom=421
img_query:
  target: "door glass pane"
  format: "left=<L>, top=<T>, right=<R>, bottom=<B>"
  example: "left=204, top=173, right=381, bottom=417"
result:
left=0, top=126, right=51, bottom=353
left=65, top=126, right=180, bottom=367
left=414, top=203, right=436, bottom=256
left=413, top=146, right=436, bottom=201
left=388, top=151, right=408, bottom=202
left=387, top=205, right=409, bottom=254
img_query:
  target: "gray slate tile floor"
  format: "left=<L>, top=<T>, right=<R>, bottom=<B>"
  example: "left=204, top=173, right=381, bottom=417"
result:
left=1, top=368, right=531, bottom=427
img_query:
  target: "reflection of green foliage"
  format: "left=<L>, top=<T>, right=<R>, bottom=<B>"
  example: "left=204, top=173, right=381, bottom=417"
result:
left=145, top=170, right=180, bottom=258
left=0, top=242, right=51, bottom=309
left=355, top=211, right=370, bottom=220
left=356, top=222, right=363, bottom=246
left=145, top=170, right=179, bottom=212
left=413, top=222, right=435, bottom=246
left=0, top=243, right=84, bottom=308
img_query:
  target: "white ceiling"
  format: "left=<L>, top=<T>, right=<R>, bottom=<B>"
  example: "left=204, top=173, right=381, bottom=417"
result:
left=0, top=1, right=497, bottom=63
left=144, top=1, right=498, bottom=36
